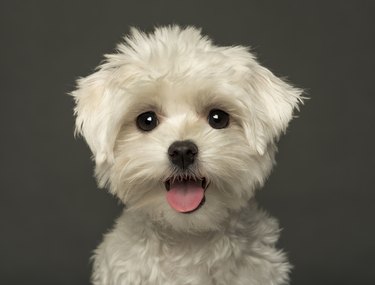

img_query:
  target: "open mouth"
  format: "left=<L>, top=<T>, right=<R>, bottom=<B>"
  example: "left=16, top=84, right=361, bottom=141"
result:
left=164, top=176, right=208, bottom=214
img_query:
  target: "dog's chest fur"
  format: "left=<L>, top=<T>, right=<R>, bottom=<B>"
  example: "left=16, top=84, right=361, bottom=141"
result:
left=92, top=201, right=290, bottom=285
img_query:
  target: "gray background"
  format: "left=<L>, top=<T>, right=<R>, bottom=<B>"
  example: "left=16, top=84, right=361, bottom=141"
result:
left=1, top=1, right=374, bottom=284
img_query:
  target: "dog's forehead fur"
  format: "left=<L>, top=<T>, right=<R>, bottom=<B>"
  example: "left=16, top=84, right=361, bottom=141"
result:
left=122, top=79, right=246, bottom=121
left=104, top=26, right=254, bottom=119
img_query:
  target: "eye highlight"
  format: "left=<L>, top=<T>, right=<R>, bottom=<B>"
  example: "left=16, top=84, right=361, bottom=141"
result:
left=208, top=109, right=229, bottom=129
left=136, top=111, right=159, bottom=131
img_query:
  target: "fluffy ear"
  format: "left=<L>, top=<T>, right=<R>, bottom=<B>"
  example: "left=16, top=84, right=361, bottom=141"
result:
left=242, top=60, right=303, bottom=155
left=72, top=69, right=128, bottom=187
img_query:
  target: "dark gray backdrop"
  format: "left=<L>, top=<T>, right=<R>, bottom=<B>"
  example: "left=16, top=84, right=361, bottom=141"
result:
left=1, top=1, right=374, bottom=284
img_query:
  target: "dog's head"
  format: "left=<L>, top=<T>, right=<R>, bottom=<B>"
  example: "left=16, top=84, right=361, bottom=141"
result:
left=72, top=26, right=302, bottom=232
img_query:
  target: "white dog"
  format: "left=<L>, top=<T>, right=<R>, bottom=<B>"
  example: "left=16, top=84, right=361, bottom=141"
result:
left=72, top=26, right=302, bottom=285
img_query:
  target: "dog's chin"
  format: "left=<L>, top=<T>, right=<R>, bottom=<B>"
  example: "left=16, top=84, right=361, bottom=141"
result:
left=134, top=180, right=238, bottom=233
left=154, top=194, right=231, bottom=233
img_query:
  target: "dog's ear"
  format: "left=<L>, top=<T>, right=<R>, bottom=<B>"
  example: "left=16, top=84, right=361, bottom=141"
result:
left=72, top=69, right=128, bottom=187
left=239, top=54, right=303, bottom=155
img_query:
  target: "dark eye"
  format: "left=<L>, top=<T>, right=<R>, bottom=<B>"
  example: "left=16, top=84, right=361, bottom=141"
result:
left=208, top=109, right=229, bottom=129
left=136, top=111, right=159, bottom=131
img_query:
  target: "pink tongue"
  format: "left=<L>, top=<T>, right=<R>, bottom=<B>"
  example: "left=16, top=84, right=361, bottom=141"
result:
left=166, top=180, right=204, bottom=213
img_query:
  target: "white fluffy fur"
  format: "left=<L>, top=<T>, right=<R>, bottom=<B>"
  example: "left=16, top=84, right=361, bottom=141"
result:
left=72, top=26, right=302, bottom=285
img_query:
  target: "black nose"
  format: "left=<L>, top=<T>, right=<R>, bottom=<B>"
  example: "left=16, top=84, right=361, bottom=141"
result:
left=168, top=140, right=198, bottom=169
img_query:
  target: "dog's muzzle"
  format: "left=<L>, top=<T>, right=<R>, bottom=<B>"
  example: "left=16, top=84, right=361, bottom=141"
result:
left=165, top=140, right=209, bottom=213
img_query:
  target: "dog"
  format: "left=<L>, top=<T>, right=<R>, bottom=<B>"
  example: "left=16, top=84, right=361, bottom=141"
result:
left=72, top=26, right=302, bottom=285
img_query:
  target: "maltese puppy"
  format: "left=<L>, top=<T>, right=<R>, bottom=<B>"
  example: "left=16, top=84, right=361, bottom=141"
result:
left=72, top=26, right=302, bottom=285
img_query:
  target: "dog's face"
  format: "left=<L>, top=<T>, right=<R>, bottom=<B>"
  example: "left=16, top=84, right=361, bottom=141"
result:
left=73, top=26, right=302, bottom=232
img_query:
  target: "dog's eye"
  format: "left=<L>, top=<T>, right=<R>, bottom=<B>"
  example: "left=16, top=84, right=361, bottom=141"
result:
left=136, top=111, right=159, bottom=131
left=208, top=109, right=229, bottom=129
